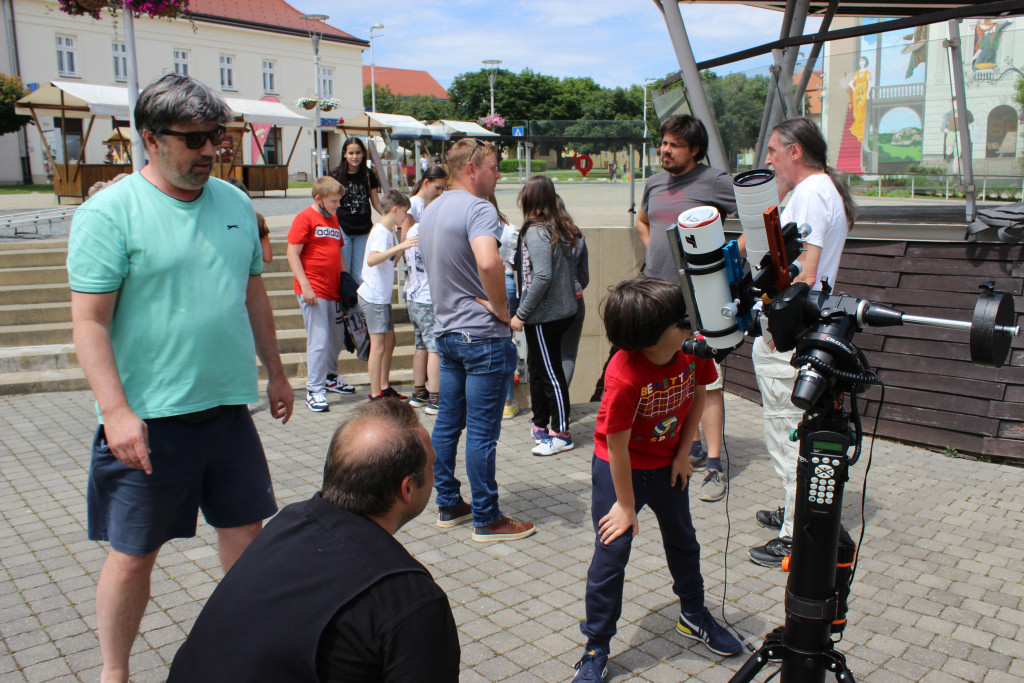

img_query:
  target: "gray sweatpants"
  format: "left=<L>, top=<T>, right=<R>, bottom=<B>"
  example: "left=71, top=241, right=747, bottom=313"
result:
left=299, top=296, right=346, bottom=394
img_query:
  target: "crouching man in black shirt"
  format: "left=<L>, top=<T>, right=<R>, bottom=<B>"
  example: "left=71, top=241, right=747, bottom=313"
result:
left=169, top=400, right=460, bottom=682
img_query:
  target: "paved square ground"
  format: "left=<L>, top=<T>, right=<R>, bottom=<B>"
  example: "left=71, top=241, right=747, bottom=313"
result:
left=1, top=390, right=1022, bottom=681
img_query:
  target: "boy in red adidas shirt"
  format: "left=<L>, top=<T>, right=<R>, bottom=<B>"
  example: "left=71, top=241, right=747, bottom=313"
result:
left=286, top=177, right=355, bottom=413
left=571, top=277, right=741, bottom=683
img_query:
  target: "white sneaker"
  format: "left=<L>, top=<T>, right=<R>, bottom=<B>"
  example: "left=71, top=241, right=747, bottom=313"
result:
left=306, top=391, right=329, bottom=412
left=531, top=435, right=574, bottom=456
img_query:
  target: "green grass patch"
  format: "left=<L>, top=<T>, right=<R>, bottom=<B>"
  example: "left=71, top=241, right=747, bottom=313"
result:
left=288, top=181, right=313, bottom=189
left=0, top=184, right=55, bottom=194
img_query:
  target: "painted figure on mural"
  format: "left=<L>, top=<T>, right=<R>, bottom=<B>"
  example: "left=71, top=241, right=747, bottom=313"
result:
left=848, top=56, right=871, bottom=143
left=941, top=104, right=974, bottom=162
left=972, top=19, right=1010, bottom=72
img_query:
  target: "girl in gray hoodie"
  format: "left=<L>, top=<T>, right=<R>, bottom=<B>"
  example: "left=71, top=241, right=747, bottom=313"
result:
left=511, top=176, right=581, bottom=456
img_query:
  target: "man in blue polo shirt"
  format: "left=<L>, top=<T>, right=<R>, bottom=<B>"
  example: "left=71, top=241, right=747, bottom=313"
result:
left=67, top=73, right=293, bottom=682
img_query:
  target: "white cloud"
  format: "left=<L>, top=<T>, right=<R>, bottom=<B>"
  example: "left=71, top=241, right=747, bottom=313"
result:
left=296, top=0, right=821, bottom=88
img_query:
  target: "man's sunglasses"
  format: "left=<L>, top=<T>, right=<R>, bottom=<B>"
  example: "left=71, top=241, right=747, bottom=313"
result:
left=159, top=126, right=226, bottom=150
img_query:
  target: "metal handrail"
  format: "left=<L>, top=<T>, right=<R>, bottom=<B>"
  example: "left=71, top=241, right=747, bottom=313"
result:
left=0, top=207, right=78, bottom=236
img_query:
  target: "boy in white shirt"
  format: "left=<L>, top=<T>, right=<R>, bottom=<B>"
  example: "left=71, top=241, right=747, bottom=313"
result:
left=358, top=190, right=416, bottom=401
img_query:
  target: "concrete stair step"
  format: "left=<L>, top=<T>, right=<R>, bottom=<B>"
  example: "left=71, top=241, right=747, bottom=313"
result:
left=266, top=325, right=415, bottom=354
left=0, top=302, right=412, bottom=346
left=0, top=345, right=419, bottom=396
left=0, top=265, right=70, bottom=287
left=0, top=283, right=74, bottom=306
left=0, top=239, right=69, bottom=251
left=0, top=321, right=73, bottom=347
left=0, top=247, right=70, bottom=269
left=0, top=343, right=77, bottom=373
left=0, top=301, right=75, bottom=326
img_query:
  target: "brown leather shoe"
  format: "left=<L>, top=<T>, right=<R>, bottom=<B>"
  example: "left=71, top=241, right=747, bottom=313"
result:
left=436, top=501, right=473, bottom=528
left=471, top=515, right=536, bottom=542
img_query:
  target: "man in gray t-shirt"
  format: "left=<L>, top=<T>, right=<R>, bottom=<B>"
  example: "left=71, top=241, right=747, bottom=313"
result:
left=638, top=129, right=736, bottom=283
left=637, top=114, right=736, bottom=506
left=418, top=138, right=536, bottom=543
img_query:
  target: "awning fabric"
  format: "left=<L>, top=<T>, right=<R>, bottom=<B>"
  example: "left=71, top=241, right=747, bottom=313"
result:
left=15, top=81, right=130, bottom=118
left=430, top=120, right=500, bottom=138
left=223, top=98, right=313, bottom=127
left=16, top=81, right=312, bottom=127
left=341, top=112, right=432, bottom=138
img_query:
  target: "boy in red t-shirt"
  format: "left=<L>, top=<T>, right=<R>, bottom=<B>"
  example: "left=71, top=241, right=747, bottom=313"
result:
left=571, top=277, right=742, bottom=683
left=287, top=177, right=355, bottom=413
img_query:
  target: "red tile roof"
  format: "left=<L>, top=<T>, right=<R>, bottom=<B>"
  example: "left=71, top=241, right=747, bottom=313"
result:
left=188, top=0, right=366, bottom=46
left=362, top=66, right=448, bottom=100
left=792, top=70, right=823, bottom=115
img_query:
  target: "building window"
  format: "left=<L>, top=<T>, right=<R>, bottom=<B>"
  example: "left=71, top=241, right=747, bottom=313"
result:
left=173, top=49, right=190, bottom=76
left=112, top=42, right=127, bottom=82
left=262, top=60, right=276, bottom=94
left=220, top=55, right=235, bottom=90
left=56, top=35, right=78, bottom=78
left=318, top=66, right=334, bottom=98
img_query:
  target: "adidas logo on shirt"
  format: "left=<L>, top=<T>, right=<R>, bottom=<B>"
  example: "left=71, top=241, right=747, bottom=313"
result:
left=314, top=226, right=342, bottom=240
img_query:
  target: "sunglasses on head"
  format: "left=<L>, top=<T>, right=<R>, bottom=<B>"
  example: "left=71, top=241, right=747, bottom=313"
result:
left=159, top=125, right=226, bottom=150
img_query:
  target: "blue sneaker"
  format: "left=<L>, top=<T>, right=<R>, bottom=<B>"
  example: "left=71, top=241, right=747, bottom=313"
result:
left=531, top=425, right=549, bottom=444
left=571, top=648, right=608, bottom=683
left=676, top=607, right=742, bottom=656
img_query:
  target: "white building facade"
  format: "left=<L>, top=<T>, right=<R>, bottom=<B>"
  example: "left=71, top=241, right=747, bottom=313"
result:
left=0, top=0, right=368, bottom=185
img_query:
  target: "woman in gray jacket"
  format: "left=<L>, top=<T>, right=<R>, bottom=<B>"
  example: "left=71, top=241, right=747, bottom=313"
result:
left=510, top=176, right=581, bottom=456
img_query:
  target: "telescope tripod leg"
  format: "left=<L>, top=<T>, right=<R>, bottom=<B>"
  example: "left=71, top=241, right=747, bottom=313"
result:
left=821, top=649, right=855, bottom=683
left=730, top=627, right=784, bottom=683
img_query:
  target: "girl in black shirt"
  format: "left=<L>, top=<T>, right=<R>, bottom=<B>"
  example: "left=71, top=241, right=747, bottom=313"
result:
left=331, top=137, right=382, bottom=285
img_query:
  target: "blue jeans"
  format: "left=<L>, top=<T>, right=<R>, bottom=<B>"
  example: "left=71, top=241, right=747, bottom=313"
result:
left=341, top=232, right=369, bottom=285
left=581, top=455, right=704, bottom=653
left=432, top=332, right=517, bottom=527
left=504, top=274, right=519, bottom=403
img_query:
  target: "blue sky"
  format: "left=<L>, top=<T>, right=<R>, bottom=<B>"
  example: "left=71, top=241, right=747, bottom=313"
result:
left=293, top=1, right=822, bottom=89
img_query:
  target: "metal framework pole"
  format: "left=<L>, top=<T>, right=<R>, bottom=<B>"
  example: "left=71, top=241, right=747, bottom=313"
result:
left=628, top=143, right=636, bottom=228
left=655, top=0, right=729, bottom=172
left=313, top=51, right=320, bottom=178
left=755, top=0, right=811, bottom=167
left=945, top=19, right=976, bottom=221
left=123, top=11, right=143, bottom=173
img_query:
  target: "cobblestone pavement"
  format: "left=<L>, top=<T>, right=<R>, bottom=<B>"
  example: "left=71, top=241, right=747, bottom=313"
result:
left=1, top=389, right=1022, bottom=682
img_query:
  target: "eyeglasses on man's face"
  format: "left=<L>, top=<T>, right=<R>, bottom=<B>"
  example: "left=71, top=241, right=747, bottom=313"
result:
left=159, top=126, right=227, bottom=150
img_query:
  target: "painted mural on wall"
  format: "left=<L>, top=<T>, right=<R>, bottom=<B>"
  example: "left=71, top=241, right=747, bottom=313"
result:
left=831, top=18, right=1022, bottom=177
left=836, top=19, right=928, bottom=175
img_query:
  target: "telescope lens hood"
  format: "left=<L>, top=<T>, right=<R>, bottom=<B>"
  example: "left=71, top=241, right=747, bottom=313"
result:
left=734, top=168, right=775, bottom=188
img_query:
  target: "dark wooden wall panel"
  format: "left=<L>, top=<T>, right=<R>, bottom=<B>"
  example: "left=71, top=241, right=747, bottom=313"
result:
left=722, top=238, right=1024, bottom=463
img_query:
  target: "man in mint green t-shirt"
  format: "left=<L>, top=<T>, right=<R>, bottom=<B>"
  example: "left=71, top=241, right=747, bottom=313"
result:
left=67, top=74, right=293, bottom=683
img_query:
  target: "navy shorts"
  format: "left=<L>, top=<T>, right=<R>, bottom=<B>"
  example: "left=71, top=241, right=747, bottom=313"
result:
left=87, top=405, right=277, bottom=556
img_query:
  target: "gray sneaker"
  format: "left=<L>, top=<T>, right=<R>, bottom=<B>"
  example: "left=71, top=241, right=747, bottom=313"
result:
left=689, top=441, right=706, bottom=471
left=698, top=470, right=726, bottom=502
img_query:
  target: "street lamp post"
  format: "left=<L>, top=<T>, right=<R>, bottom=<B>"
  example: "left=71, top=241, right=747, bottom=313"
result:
left=370, top=23, right=384, bottom=112
left=641, top=77, right=657, bottom=181
left=482, top=59, right=502, bottom=117
left=302, top=13, right=329, bottom=179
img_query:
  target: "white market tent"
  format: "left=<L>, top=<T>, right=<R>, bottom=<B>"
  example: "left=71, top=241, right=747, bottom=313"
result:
left=16, top=81, right=313, bottom=198
left=340, top=112, right=431, bottom=139
left=428, top=119, right=500, bottom=139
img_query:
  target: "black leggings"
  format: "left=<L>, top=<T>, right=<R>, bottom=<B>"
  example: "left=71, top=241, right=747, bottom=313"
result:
left=525, top=316, right=574, bottom=434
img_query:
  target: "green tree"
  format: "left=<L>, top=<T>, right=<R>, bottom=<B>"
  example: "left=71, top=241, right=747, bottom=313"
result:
left=362, top=85, right=451, bottom=121
left=564, top=86, right=644, bottom=155
left=0, top=73, right=30, bottom=136
left=701, top=70, right=769, bottom=169
left=362, top=84, right=402, bottom=114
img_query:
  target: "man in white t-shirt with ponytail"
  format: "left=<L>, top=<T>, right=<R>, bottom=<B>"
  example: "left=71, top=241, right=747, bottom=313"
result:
left=748, top=117, right=858, bottom=568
